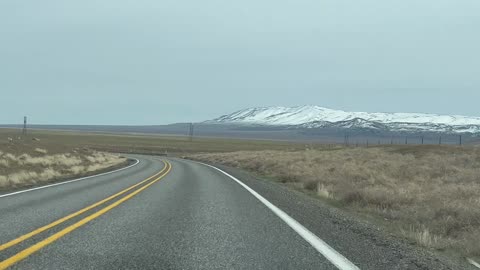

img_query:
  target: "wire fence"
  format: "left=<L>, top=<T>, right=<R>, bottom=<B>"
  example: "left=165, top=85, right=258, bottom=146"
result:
left=341, top=134, right=467, bottom=147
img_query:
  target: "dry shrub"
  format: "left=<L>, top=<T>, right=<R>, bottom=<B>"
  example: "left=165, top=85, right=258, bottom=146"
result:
left=317, top=184, right=333, bottom=199
left=69, top=165, right=86, bottom=174
left=0, top=159, right=9, bottom=167
left=0, top=175, right=7, bottom=188
left=401, top=227, right=440, bottom=248
left=8, top=171, right=39, bottom=186
left=86, top=152, right=114, bottom=163
left=38, top=168, right=61, bottom=181
left=34, top=148, right=48, bottom=155
left=190, top=146, right=480, bottom=257
left=13, top=153, right=82, bottom=167
left=0, top=150, right=126, bottom=190
left=86, top=164, right=104, bottom=172
left=3, top=153, right=17, bottom=161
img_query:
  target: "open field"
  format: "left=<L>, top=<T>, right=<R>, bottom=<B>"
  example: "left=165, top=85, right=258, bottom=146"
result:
left=0, top=128, right=312, bottom=154
left=0, top=130, right=128, bottom=191
left=0, top=128, right=310, bottom=190
left=189, top=145, right=480, bottom=260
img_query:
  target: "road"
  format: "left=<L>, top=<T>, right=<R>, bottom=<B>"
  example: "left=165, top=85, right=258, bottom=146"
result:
left=0, top=155, right=469, bottom=270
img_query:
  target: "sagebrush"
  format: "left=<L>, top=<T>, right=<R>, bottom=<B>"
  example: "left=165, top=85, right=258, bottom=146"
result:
left=0, top=150, right=126, bottom=189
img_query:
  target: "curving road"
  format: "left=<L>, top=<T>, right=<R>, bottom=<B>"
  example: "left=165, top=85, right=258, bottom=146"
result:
left=0, top=155, right=469, bottom=270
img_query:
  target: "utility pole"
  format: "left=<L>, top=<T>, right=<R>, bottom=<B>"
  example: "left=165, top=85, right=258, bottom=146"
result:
left=421, top=136, right=424, bottom=145
left=22, top=116, right=27, bottom=136
left=188, top=123, right=194, bottom=141
left=459, top=135, right=462, bottom=146
left=344, top=133, right=350, bottom=147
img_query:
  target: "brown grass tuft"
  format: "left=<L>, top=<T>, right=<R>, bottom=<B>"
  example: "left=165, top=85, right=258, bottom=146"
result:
left=34, top=148, right=48, bottom=155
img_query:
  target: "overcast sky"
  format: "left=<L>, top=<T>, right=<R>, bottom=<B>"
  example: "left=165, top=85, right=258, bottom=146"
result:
left=1, top=0, right=479, bottom=125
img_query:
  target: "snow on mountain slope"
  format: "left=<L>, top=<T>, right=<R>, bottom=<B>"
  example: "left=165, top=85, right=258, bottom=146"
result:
left=208, top=106, right=480, bottom=134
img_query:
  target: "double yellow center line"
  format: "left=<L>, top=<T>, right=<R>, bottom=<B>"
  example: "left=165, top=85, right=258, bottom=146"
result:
left=0, top=160, right=172, bottom=270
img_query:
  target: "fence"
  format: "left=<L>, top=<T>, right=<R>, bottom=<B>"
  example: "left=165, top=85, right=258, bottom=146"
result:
left=341, top=134, right=467, bottom=147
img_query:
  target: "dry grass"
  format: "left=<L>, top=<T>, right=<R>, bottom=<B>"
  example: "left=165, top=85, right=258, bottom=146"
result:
left=34, top=148, right=48, bottom=154
left=0, top=144, right=126, bottom=190
left=190, top=145, right=480, bottom=258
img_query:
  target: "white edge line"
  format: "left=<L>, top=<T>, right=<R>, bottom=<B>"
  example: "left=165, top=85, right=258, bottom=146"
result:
left=468, top=258, right=480, bottom=269
left=193, top=160, right=360, bottom=270
left=0, top=158, right=140, bottom=199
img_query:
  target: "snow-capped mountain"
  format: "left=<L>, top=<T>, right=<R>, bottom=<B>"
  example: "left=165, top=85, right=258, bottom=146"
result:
left=207, top=106, right=480, bottom=134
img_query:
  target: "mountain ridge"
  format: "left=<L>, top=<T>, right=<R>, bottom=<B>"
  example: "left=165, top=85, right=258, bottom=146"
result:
left=206, top=106, right=480, bottom=134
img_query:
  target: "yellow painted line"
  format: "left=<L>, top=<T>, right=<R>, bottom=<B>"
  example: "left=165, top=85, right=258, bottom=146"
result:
left=0, top=161, right=172, bottom=270
left=0, top=161, right=168, bottom=253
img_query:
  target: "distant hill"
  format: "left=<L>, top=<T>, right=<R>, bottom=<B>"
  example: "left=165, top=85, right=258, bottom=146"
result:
left=206, top=105, right=480, bottom=134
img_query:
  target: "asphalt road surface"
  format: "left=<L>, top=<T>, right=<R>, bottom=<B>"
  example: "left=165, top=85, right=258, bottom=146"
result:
left=0, top=155, right=471, bottom=270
